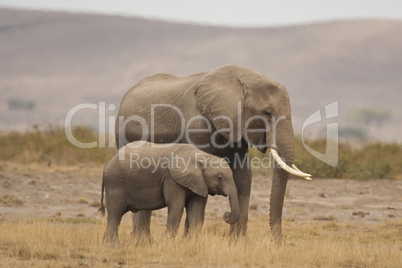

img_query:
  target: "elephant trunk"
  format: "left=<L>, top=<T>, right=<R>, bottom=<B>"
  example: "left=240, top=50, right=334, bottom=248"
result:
left=223, top=188, right=241, bottom=225
left=270, top=165, right=290, bottom=244
left=268, top=119, right=295, bottom=244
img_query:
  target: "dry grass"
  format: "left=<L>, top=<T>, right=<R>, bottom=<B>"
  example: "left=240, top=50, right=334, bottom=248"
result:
left=0, top=161, right=104, bottom=177
left=0, top=126, right=116, bottom=166
left=77, top=198, right=89, bottom=204
left=0, top=195, right=24, bottom=207
left=0, top=216, right=400, bottom=267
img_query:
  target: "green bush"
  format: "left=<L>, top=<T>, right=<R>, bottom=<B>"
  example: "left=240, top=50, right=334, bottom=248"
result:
left=0, top=126, right=115, bottom=165
left=249, top=138, right=401, bottom=180
left=294, top=138, right=401, bottom=180
left=0, top=126, right=400, bottom=179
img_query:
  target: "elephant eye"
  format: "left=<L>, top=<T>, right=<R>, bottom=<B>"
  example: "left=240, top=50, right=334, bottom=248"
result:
left=264, top=111, right=272, bottom=119
left=217, top=175, right=223, bottom=181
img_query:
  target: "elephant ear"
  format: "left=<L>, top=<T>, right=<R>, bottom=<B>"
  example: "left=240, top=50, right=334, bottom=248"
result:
left=168, top=147, right=208, bottom=197
left=194, top=65, right=246, bottom=142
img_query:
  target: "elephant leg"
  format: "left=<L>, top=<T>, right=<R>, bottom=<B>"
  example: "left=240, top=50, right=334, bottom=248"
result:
left=184, top=195, right=208, bottom=236
left=132, top=210, right=152, bottom=242
left=104, top=208, right=125, bottom=245
left=166, top=200, right=185, bottom=237
left=229, top=147, right=252, bottom=237
left=103, top=189, right=126, bottom=245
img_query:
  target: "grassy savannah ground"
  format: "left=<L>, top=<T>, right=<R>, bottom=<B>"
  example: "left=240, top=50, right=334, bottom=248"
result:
left=0, top=216, right=401, bottom=267
left=0, top=127, right=401, bottom=267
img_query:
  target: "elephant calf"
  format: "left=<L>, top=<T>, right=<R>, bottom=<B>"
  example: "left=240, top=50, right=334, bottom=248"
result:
left=99, top=141, right=240, bottom=243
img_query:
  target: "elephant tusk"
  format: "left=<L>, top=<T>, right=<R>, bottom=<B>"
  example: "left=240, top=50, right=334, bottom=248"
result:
left=292, top=164, right=312, bottom=181
left=270, top=148, right=312, bottom=179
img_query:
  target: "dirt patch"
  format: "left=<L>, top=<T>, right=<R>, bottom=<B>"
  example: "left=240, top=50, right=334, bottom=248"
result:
left=0, top=168, right=401, bottom=226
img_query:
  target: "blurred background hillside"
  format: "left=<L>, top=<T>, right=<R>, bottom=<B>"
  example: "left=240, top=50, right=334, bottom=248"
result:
left=0, top=7, right=401, bottom=142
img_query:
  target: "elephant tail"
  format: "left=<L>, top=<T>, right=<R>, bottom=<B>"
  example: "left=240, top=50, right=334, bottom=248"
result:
left=98, top=172, right=106, bottom=217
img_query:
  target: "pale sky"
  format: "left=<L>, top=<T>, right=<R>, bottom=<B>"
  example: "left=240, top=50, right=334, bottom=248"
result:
left=0, top=0, right=401, bottom=27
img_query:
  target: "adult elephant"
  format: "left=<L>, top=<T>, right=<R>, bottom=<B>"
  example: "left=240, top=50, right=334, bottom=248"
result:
left=115, top=65, right=310, bottom=243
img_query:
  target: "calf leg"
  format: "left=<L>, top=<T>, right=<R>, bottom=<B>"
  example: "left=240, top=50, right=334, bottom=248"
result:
left=132, top=210, right=152, bottom=243
left=184, top=195, right=208, bottom=236
left=103, top=189, right=126, bottom=245
left=166, top=196, right=187, bottom=237
left=104, top=209, right=125, bottom=245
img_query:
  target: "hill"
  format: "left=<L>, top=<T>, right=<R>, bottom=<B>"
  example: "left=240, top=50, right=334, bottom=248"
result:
left=1, top=8, right=401, bottom=141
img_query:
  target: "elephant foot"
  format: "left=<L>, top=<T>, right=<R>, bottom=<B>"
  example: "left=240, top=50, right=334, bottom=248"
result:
left=131, top=232, right=153, bottom=245
left=270, top=224, right=283, bottom=246
left=272, top=235, right=283, bottom=247
left=228, top=234, right=251, bottom=246
left=103, top=235, right=121, bottom=247
left=229, top=221, right=247, bottom=238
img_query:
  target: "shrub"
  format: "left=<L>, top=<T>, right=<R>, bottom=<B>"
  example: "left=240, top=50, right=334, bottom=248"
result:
left=0, top=126, right=400, bottom=179
left=0, top=126, right=115, bottom=165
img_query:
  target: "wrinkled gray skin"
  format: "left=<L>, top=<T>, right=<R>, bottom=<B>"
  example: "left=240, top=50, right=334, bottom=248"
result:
left=100, top=141, right=239, bottom=244
left=116, top=65, right=295, bottom=243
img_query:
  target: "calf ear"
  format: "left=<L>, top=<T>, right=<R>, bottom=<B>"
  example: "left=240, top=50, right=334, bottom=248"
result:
left=168, top=147, right=208, bottom=197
